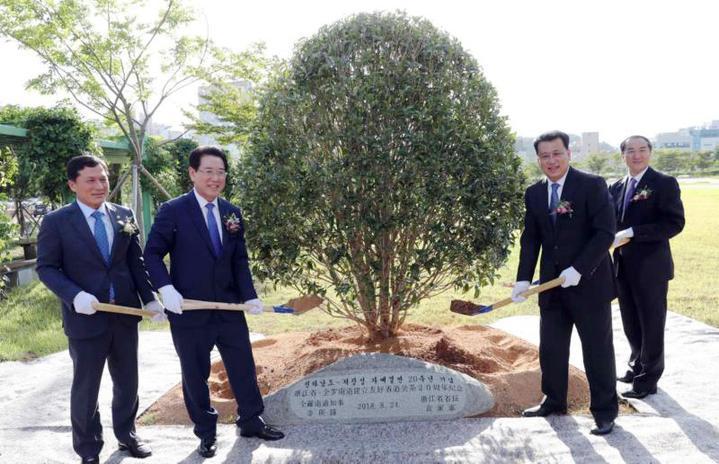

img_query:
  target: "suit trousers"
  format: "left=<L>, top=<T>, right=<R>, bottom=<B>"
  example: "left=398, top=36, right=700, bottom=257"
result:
left=616, top=266, right=668, bottom=390
left=170, top=315, right=264, bottom=440
left=67, top=319, right=139, bottom=458
left=539, top=292, right=618, bottom=422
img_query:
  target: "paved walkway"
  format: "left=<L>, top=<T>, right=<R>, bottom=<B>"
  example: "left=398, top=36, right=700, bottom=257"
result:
left=1, top=307, right=718, bottom=463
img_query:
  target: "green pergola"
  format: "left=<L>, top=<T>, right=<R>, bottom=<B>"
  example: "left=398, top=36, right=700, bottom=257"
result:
left=0, top=123, right=155, bottom=233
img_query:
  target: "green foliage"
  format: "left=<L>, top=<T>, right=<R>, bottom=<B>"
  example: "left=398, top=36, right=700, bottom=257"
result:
left=0, top=280, right=65, bottom=360
left=141, top=137, right=200, bottom=207
left=0, top=146, right=18, bottom=294
left=653, top=149, right=690, bottom=174
left=0, top=105, right=99, bottom=205
left=584, top=152, right=609, bottom=175
left=0, top=0, right=216, bottom=234
left=185, top=43, right=277, bottom=147
left=241, top=12, right=524, bottom=338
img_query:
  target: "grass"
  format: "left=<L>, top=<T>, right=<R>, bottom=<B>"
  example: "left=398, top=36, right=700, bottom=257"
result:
left=2, top=181, right=717, bottom=360
left=0, top=279, right=66, bottom=361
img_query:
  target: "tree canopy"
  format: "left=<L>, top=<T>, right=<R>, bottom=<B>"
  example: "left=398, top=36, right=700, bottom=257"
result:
left=240, top=12, right=524, bottom=338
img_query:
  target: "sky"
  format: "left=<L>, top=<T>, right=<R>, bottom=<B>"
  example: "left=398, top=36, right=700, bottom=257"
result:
left=1, top=0, right=718, bottom=146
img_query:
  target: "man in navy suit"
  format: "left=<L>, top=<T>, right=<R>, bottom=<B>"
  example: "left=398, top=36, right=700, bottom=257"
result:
left=511, top=131, right=618, bottom=435
left=144, top=146, right=284, bottom=458
left=610, top=135, right=685, bottom=399
left=36, top=155, right=163, bottom=464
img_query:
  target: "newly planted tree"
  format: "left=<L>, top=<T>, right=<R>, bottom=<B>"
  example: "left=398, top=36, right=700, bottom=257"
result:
left=241, top=12, right=524, bottom=338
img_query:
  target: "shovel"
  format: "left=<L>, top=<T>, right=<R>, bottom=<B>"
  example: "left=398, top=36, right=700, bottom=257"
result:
left=450, top=237, right=630, bottom=316
left=93, top=294, right=323, bottom=318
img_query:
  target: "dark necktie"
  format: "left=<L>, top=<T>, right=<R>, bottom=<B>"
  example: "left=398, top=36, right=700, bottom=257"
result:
left=549, top=183, right=560, bottom=224
left=206, top=203, right=222, bottom=257
left=622, top=177, right=637, bottom=221
left=91, top=210, right=114, bottom=300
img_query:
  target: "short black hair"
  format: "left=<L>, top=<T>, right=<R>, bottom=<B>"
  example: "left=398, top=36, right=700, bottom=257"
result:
left=66, top=154, right=108, bottom=181
left=620, top=135, right=652, bottom=153
left=189, top=146, right=228, bottom=171
left=533, top=131, right=570, bottom=154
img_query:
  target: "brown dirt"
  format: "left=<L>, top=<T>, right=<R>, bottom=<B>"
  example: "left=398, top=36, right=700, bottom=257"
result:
left=140, top=323, right=593, bottom=425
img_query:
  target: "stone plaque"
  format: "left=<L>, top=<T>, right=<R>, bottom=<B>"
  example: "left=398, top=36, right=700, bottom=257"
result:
left=263, top=353, right=494, bottom=424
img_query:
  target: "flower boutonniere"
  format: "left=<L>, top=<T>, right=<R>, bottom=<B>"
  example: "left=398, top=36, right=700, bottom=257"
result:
left=632, top=187, right=652, bottom=202
left=117, top=218, right=139, bottom=236
left=555, top=200, right=574, bottom=218
left=223, top=213, right=241, bottom=235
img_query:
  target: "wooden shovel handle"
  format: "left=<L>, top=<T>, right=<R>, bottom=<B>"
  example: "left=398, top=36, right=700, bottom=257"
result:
left=92, top=302, right=155, bottom=318
left=182, top=299, right=257, bottom=312
left=491, top=277, right=566, bottom=312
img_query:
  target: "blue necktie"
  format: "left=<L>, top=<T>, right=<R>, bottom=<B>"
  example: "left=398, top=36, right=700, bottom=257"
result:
left=622, top=177, right=637, bottom=221
left=549, top=183, right=560, bottom=224
left=91, top=211, right=114, bottom=301
left=206, top=203, right=222, bottom=257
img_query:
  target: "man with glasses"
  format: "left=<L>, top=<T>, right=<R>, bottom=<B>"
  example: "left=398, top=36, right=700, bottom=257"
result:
left=511, top=131, right=618, bottom=435
left=144, top=146, right=284, bottom=458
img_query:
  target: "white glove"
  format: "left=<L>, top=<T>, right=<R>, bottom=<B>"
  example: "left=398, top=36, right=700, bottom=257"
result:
left=159, top=285, right=183, bottom=314
left=511, top=281, right=531, bottom=303
left=73, top=291, right=98, bottom=315
left=145, top=300, right=167, bottom=322
left=613, top=228, right=634, bottom=248
left=559, top=266, right=582, bottom=288
left=245, top=298, right=264, bottom=315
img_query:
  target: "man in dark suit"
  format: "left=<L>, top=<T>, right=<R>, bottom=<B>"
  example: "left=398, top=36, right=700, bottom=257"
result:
left=36, top=155, right=163, bottom=464
left=511, top=131, right=618, bottom=435
left=144, top=146, right=284, bottom=458
left=609, top=135, right=685, bottom=399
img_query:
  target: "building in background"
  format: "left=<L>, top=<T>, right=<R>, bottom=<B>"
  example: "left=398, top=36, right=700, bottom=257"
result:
left=581, top=132, right=600, bottom=158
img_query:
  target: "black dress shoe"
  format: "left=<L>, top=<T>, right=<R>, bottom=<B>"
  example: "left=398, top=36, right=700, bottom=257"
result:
left=240, top=423, right=285, bottom=441
left=591, top=420, right=615, bottom=435
left=118, top=437, right=152, bottom=458
left=622, top=387, right=657, bottom=399
left=197, top=436, right=217, bottom=458
left=521, top=403, right=567, bottom=417
left=617, top=371, right=635, bottom=383
left=81, top=457, right=99, bottom=464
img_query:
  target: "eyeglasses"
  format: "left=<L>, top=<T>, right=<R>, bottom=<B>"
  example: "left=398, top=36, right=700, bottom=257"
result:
left=197, top=169, right=227, bottom=178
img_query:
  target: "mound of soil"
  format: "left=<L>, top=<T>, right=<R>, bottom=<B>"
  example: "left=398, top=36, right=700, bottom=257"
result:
left=140, top=324, right=591, bottom=424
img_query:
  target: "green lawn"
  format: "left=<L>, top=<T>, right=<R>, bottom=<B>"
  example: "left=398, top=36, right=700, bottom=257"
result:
left=2, top=181, right=717, bottom=360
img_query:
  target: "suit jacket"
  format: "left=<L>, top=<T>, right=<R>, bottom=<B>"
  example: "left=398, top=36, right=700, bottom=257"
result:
left=609, top=166, right=684, bottom=281
left=143, top=191, right=258, bottom=327
left=36, top=202, right=155, bottom=339
left=517, top=167, right=616, bottom=308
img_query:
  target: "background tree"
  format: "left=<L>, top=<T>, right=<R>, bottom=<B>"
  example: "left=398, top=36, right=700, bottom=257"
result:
left=0, top=105, right=98, bottom=235
left=653, top=149, right=689, bottom=175
left=241, top=12, right=524, bottom=339
left=0, top=0, right=213, bottom=237
left=584, top=152, right=608, bottom=175
left=0, top=146, right=18, bottom=295
left=184, top=44, right=276, bottom=150
left=689, top=151, right=714, bottom=173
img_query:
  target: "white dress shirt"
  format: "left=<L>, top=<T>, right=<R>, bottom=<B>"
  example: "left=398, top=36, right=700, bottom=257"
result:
left=546, top=170, right=569, bottom=209
left=76, top=200, right=114, bottom=249
left=193, top=189, right=223, bottom=244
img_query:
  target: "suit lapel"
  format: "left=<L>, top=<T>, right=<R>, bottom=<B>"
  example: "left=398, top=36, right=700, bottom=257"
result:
left=106, top=203, right=121, bottom=262
left=218, top=199, right=232, bottom=259
left=69, top=202, right=108, bottom=266
left=625, top=167, right=655, bottom=221
left=185, top=192, right=218, bottom=258
left=535, top=179, right=554, bottom=235
left=553, top=167, right=577, bottom=233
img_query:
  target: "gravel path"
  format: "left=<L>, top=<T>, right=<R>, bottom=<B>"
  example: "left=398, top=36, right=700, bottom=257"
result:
left=1, top=307, right=718, bottom=463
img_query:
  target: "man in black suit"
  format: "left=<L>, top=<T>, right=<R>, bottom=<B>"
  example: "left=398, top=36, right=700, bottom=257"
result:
left=36, top=155, right=164, bottom=463
left=512, top=131, right=618, bottom=435
left=144, top=146, right=284, bottom=458
left=610, top=135, right=685, bottom=399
